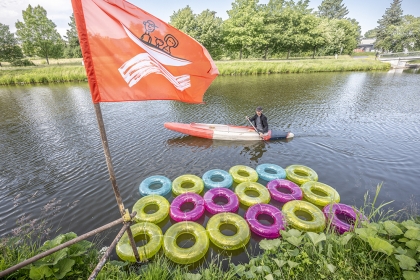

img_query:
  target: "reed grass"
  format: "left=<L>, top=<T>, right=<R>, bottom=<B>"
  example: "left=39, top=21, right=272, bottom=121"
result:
left=215, top=58, right=390, bottom=76
left=0, top=58, right=390, bottom=86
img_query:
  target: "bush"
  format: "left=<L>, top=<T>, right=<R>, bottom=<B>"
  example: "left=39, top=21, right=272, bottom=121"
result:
left=11, top=59, right=35, bottom=67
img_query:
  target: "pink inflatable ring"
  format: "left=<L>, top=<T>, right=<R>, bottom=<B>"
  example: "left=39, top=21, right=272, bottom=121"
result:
left=170, top=193, right=205, bottom=222
left=245, top=204, right=286, bottom=239
left=267, top=179, right=303, bottom=203
left=203, top=188, right=239, bottom=215
left=323, top=203, right=368, bottom=234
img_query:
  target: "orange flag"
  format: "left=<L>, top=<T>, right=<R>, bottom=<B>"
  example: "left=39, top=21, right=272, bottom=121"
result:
left=71, top=0, right=218, bottom=103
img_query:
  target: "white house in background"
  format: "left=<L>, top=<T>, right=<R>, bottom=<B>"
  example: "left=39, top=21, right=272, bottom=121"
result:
left=354, top=38, right=376, bottom=52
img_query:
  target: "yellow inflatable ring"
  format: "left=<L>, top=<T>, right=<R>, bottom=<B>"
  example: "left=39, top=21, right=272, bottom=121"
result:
left=172, top=174, right=204, bottom=196
left=235, top=182, right=270, bottom=206
left=206, top=212, right=250, bottom=250
left=282, top=200, right=326, bottom=232
left=301, top=181, right=340, bottom=207
left=163, top=221, right=209, bottom=264
left=132, top=195, right=170, bottom=224
left=229, top=165, right=258, bottom=183
left=116, top=222, right=163, bottom=262
left=285, top=165, right=318, bottom=185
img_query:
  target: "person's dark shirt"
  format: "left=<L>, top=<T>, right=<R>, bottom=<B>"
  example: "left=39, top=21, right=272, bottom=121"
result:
left=249, top=113, right=268, bottom=133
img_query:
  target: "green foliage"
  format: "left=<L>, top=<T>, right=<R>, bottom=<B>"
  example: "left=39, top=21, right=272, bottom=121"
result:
left=0, top=23, right=23, bottom=64
left=375, top=0, right=404, bottom=52
left=317, top=0, right=349, bottom=19
left=223, top=0, right=267, bottom=59
left=64, top=14, right=82, bottom=58
left=170, top=5, right=197, bottom=34
left=15, top=5, right=64, bottom=64
left=354, top=219, right=420, bottom=276
left=364, top=29, right=377, bottom=39
left=10, top=59, right=35, bottom=67
left=27, top=232, right=94, bottom=280
left=169, top=7, right=224, bottom=60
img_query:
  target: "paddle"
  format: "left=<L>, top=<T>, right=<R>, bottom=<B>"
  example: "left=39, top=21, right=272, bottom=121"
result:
left=246, top=116, right=269, bottom=143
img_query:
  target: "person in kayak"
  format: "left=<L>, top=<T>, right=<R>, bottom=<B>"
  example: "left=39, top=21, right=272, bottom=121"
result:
left=246, top=106, right=268, bottom=136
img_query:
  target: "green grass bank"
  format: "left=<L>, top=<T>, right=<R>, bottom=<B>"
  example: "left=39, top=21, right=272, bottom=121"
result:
left=0, top=57, right=390, bottom=86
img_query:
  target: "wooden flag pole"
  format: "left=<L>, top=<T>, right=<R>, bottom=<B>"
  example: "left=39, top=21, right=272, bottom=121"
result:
left=93, top=103, right=140, bottom=263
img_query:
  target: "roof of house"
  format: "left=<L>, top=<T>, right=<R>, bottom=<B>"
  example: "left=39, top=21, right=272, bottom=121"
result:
left=360, top=38, right=376, bottom=45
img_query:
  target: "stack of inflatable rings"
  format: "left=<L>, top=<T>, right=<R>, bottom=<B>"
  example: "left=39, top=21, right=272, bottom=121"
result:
left=235, top=182, right=271, bottom=206
left=245, top=204, right=286, bottom=239
left=139, top=175, right=172, bottom=196
left=206, top=212, right=250, bottom=250
left=172, top=174, right=204, bottom=196
left=170, top=192, right=205, bottom=222
left=301, top=181, right=340, bottom=207
left=282, top=200, right=326, bottom=232
left=203, top=188, right=239, bottom=214
left=229, top=165, right=258, bottom=183
left=285, top=165, right=318, bottom=185
left=163, top=221, right=209, bottom=264
left=132, top=195, right=170, bottom=224
left=202, top=169, right=233, bottom=189
left=266, top=179, right=303, bottom=203
left=323, top=203, right=368, bottom=234
left=256, top=163, right=286, bottom=181
left=116, top=222, right=163, bottom=262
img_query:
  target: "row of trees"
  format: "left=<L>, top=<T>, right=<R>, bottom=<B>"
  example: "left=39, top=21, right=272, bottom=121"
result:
left=170, top=0, right=361, bottom=60
left=1, top=0, right=419, bottom=65
left=363, top=0, right=419, bottom=52
left=0, top=5, right=80, bottom=66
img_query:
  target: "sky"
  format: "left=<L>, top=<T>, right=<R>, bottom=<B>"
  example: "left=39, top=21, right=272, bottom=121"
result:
left=1, top=0, right=420, bottom=37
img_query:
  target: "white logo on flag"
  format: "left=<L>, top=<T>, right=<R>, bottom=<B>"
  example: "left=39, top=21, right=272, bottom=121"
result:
left=118, top=24, right=192, bottom=91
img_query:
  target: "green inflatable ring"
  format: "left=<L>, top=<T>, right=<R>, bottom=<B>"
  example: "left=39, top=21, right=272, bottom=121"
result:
left=285, top=165, right=318, bottom=185
left=116, top=222, right=163, bottom=262
left=235, top=182, right=271, bottom=206
left=172, top=174, right=204, bottom=196
left=163, top=221, right=209, bottom=264
left=282, top=200, right=326, bottom=232
left=206, top=212, right=250, bottom=250
left=229, top=165, right=258, bottom=183
left=301, top=181, right=340, bottom=207
left=132, top=195, right=170, bottom=224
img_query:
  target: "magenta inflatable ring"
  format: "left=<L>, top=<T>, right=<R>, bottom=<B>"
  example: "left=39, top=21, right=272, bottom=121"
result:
left=170, top=193, right=205, bottom=222
left=267, top=179, right=303, bottom=203
left=245, top=204, right=286, bottom=239
left=203, top=188, right=239, bottom=215
left=323, top=203, right=368, bottom=234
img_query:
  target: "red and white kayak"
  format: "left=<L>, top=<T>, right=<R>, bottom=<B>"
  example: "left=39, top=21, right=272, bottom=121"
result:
left=164, top=122, right=294, bottom=141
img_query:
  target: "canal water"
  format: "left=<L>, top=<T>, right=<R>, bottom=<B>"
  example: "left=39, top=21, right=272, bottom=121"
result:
left=0, top=71, right=419, bottom=266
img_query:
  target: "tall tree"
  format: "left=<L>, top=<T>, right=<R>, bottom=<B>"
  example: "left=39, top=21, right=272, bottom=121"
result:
left=364, top=29, right=377, bottom=38
left=223, top=0, right=266, bottom=59
left=375, top=0, right=403, bottom=52
left=64, top=14, right=82, bottom=58
left=0, top=23, right=23, bottom=66
left=15, top=5, right=63, bottom=64
left=192, top=10, right=224, bottom=60
left=169, top=6, right=197, bottom=34
left=317, top=0, right=349, bottom=19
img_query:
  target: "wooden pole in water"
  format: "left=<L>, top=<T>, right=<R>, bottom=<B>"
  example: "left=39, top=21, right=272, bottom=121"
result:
left=93, top=103, right=140, bottom=263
